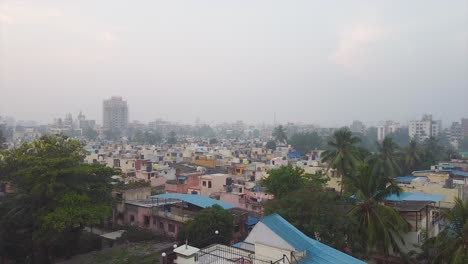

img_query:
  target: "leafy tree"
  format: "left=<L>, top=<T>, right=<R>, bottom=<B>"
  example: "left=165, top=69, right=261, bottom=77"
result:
left=0, top=136, right=118, bottom=263
left=264, top=174, right=347, bottom=249
left=388, top=127, right=410, bottom=147
left=83, top=127, right=97, bottom=140
left=420, top=137, right=445, bottom=168
left=368, top=137, right=402, bottom=178
left=289, top=132, right=323, bottom=155
left=321, top=128, right=361, bottom=195
left=419, top=198, right=468, bottom=263
left=193, top=125, right=215, bottom=137
left=265, top=140, right=277, bottom=151
left=272, top=125, right=288, bottom=144
left=354, top=130, right=377, bottom=153
left=347, top=164, right=410, bottom=257
left=403, top=140, right=421, bottom=174
left=460, top=138, right=468, bottom=151
left=177, top=205, right=233, bottom=248
left=260, top=166, right=316, bottom=198
left=167, top=131, right=177, bottom=144
left=104, top=128, right=121, bottom=141
left=0, top=129, right=5, bottom=149
left=209, top=138, right=218, bottom=145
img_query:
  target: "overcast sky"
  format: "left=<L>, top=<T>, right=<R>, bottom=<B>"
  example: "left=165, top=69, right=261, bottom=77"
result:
left=1, top=0, right=467, bottom=127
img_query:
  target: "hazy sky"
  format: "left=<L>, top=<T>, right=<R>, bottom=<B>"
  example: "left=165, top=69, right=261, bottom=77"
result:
left=1, top=0, right=467, bottom=127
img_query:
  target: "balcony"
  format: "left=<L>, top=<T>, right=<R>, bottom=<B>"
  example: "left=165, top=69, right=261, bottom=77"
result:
left=151, top=207, right=196, bottom=223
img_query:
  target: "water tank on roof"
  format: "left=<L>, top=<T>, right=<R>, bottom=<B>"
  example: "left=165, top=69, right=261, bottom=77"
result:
left=445, top=178, right=454, bottom=189
left=226, top=177, right=233, bottom=186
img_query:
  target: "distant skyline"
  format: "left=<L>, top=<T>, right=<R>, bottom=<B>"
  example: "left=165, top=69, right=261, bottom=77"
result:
left=1, top=0, right=467, bottom=127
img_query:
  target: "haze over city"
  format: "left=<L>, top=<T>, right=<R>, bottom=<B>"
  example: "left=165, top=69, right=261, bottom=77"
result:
left=1, top=0, right=467, bottom=126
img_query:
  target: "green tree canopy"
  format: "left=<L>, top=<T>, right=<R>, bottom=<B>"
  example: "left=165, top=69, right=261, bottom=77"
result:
left=321, top=128, right=361, bottom=194
left=264, top=174, right=347, bottom=249
left=289, top=132, right=324, bottom=155
left=167, top=131, right=177, bottom=144
left=265, top=140, right=277, bottom=150
left=272, top=125, right=288, bottom=144
left=260, top=166, right=322, bottom=198
left=0, top=136, right=119, bottom=263
left=419, top=198, right=468, bottom=263
left=83, top=127, right=97, bottom=140
left=177, top=205, right=234, bottom=248
left=368, top=137, right=402, bottom=178
left=347, top=164, right=410, bottom=257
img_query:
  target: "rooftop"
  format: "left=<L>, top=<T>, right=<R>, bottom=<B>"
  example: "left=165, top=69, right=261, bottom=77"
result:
left=150, top=193, right=235, bottom=210
left=385, top=192, right=445, bottom=203
left=261, top=214, right=365, bottom=264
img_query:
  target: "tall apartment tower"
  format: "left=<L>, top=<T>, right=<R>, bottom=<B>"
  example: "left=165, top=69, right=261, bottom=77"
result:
left=103, top=96, right=128, bottom=131
left=461, top=118, right=468, bottom=139
left=409, top=114, right=442, bottom=142
left=377, top=121, right=399, bottom=141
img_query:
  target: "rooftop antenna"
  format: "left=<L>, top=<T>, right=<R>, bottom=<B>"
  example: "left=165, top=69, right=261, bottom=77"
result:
left=274, top=112, right=277, bottom=126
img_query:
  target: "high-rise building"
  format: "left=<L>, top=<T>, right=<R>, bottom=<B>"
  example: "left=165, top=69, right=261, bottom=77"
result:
left=377, top=121, right=399, bottom=141
left=409, top=114, right=441, bottom=142
left=349, top=120, right=365, bottom=134
left=103, top=96, right=128, bottom=131
left=462, top=118, right=468, bottom=139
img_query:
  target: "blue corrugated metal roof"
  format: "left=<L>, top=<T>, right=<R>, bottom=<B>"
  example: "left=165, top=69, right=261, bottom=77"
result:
left=385, top=192, right=445, bottom=203
left=395, top=176, right=417, bottom=183
left=412, top=168, right=468, bottom=178
left=451, top=170, right=468, bottom=177
left=150, top=193, right=234, bottom=209
left=261, top=214, right=365, bottom=264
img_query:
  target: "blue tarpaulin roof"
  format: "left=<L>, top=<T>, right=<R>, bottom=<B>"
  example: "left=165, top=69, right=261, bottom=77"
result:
left=395, top=176, right=418, bottom=183
left=260, top=214, right=365, bottom=264
left=412, top=169, right=468, bottom=178
left=385, top=192, right=445, bottom=203
left=150, top=193, right=234, bottom=209
left=246, top=216, right=259, bottom=226
left=288, top=152, right=301, bottom=159
left=177, top=176, right=187, bottom=180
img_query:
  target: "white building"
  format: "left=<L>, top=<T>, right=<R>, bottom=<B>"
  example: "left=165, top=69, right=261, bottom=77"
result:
left=349, top=120, right=365, bottom=134
left=409, top=115, right=442, bottom=142
left=103, top=96, right=129, bottom=131
left=377, top=121, right=399, bottom=141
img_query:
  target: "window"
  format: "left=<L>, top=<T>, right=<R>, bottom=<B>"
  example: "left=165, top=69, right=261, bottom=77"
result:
left=168, top=224, right=175, bottom=233
left=130, top=215, right=135, bottom=223
left=203, top=181, right=207, bottom=187
left=159, top=222, right=164, bottom=230
left=208, top=181, right=212, bottom=188
left=144, top=216, right=150, bottom=227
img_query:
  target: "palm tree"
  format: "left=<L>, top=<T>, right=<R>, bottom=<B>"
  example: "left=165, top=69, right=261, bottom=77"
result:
left=368, top=137, right=402, bottom=178
left=272, top=125, right=287, bottom=144
left=321, top=128, right=361, bottom=194
left=430, top=198, right=468, bottom=263
left=347, top=164, right=410, bottom=257
left=404, top=140, right=420, bottom=173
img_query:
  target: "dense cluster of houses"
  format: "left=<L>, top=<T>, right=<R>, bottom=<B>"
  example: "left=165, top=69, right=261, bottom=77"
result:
left=80, top=139, right=468, bottom=263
